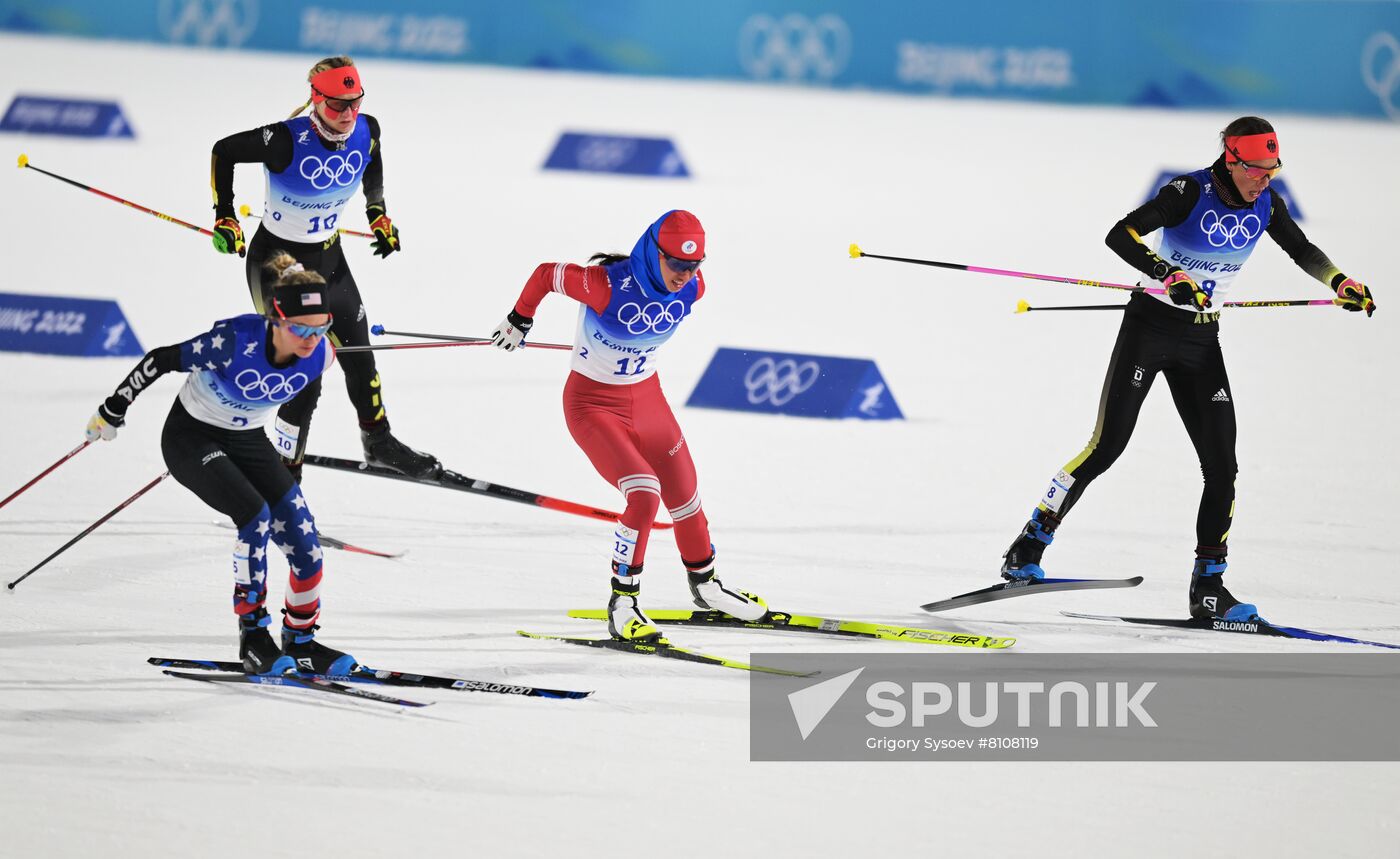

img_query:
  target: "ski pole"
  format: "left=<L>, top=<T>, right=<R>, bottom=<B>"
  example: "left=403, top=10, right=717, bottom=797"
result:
left=0, top=441, right=92, bottom=512
left=337, top=340, right=494, bottom=353
left=7, top=471, right=170, bottom=590
left=238, top=204, right=374, bottom=239
left=850, top=242, right=1166, bottom=296
left=370, top=325, right=573, bottom=351
left=17, top=154, right=213, bottom=237
left=1014, top=298, right=1338, bottom=313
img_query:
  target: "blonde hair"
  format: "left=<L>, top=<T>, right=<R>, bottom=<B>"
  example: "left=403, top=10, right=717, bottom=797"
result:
left=288, top=56, right=356, bottom=119
left=261, top=251, right=326, bottom=287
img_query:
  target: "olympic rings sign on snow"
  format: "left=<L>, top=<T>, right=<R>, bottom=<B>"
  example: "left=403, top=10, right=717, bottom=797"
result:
left=738, top=13, right=852, bottom=83
left=234, top=369, right=309, bottom=403
left=298, top=150, right=365, bottom=190
left=1199, top=210, right=1261, bottom=249
left=616, top=301, right=687, bottom=335
left=744, top=357, right=821, bottom=406
left=576, top=136, right=639, bottom=171
left=1362, top=32, right=1400, bottom=120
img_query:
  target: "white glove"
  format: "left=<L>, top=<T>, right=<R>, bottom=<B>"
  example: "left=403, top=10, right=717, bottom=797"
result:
left=85, top=409, right=119, bottom=442
left=490, top=310, right=534, bottom=352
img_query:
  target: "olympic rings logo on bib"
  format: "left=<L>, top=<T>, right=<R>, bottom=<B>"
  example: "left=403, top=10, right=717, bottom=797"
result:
left=616, top=301, right=687, bottom=335
left=298, top=150, right=365, bottom=190
left=744, top=357, right=821, bottom=406
left=1199, top=210, right=1262, bottom=249
left=234, top=368, right=309, bottom=403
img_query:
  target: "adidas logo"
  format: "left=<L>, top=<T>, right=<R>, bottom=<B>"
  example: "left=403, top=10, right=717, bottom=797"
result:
left=1211, top=388, right=1230, bottom=403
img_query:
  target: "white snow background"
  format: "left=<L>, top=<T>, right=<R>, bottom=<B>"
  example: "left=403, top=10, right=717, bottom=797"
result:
left=1, top=34, right=1397, bottom=858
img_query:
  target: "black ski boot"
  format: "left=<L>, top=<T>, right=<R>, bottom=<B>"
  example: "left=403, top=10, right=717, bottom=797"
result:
left=280, top=622, right=357, bottom=675
left=239, top=607, right=292, bottom=675
left=1000, top=509, right=1059, bottom=581
left=361, top=422, right=441, bottom=479
left=1188, top=554, right=1259, bottom=621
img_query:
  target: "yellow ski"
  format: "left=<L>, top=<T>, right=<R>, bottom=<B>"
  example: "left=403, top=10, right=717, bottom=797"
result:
left=566, top=609, right=1015, bottom=649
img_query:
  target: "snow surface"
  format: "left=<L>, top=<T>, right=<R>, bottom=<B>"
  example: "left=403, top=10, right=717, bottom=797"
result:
left=2, top=34, right=1398, bottom=858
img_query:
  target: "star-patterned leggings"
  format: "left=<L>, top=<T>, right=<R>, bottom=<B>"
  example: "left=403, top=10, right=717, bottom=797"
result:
left=161, top=400, right=325, bottom=630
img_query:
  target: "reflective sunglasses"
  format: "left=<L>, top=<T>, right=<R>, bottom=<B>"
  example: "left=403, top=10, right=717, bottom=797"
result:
left=1226, top=145, right=1282, bottom=179
left=314, top=87, right=365, bottom=116
left=269, top=305, right=333, bottom=339
left=661, top=251, right=705, bottom=274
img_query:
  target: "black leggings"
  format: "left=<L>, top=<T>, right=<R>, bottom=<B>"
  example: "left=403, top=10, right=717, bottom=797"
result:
left=161, top=398, right=296, bottom=525
left=1044, top=293, right=1238, bottom=550
left=246, top=226, right=386, bottom=460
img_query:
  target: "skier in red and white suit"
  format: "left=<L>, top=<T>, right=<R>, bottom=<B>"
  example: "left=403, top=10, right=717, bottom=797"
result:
left=490, top=210, right=766, bottom=641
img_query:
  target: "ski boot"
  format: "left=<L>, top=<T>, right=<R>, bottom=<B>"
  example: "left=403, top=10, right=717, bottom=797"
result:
left=280, top=622, right=358, bottom=675
left=1000, top=509, right=1059, bottom=581
left=686, top=554, right=767, bottom=621
left=239, top=607, right=293, bottom=675
left=1188, top=556, right=1259, bottom=621
left=361, top=422, right=441, bottom=479
left=607, top=575, right=661, bottom=642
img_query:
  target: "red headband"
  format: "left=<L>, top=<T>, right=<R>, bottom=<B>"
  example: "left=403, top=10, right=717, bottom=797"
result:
left=310, top=66, right=362, bottom=100
left=1224, top=132, right=1279, bottom=163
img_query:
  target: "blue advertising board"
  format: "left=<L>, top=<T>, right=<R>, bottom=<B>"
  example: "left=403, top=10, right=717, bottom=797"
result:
left=1, top=2, right=1397, bottom=121
left=544, top=132, right=689, bottom=178
left=0, top=95, right=135, bottom=139
left=0, top=292, right=144, bottom=357
left=686, top=347, right=903, bottom=421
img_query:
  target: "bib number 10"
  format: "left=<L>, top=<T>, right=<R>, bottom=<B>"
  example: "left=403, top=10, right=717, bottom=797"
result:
left=307, top=215, right=338, bottom=234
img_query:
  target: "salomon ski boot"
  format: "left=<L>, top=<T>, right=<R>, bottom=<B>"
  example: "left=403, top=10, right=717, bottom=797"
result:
left=280, top=624, right=357, bottom=675
left=1188, top=556, right=1259, bottom=621
left=1001, top=509, right=1059, bottom=581
left=239, top=607, right=292, bottom=675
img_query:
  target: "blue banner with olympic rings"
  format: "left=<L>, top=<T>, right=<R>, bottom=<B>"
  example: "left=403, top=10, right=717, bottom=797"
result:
left=686, top=347, right=903, bottom=420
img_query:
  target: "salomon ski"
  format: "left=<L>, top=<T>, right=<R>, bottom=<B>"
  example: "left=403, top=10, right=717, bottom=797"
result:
left=1062, top=611, right=1400, bottom=650
left=148, top=657, right=592, bottom=699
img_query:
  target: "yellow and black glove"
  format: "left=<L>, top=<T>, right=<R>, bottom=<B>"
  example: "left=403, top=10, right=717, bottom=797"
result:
left=1163, top=268, right=1211, bottom=310
left=366, top=203, right=401, bottom=258
left=1333, top=277, right=1376, bottom=317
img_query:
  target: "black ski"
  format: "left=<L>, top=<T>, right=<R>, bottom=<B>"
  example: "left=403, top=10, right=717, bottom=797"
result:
left=303, top=454, right=666, bottom=528
left=921, top=576, right=1144, bottom=612
left=516, top=631, right=816, bottom=677
left=1062, top=611, right=1400, bottom=650
left=161, top=669, right=431, bottom=707
left=148, top=657, right=592, bottom=699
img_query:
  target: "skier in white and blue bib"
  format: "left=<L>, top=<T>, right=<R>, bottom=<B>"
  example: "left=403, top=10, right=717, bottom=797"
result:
left=210, top=56, right=438, bottom=483
left=999, top=116, right=1378, bottom=622
left=84, top=253, right=356, bottom=676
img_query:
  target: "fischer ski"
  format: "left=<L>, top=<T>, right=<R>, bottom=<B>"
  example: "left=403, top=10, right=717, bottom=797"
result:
left=161, top=669, right=431, bottom=707
left=567, top=609, right=1015, bottom=649
left=147, top=657, right=592, bottom=699
left=304, top=454, right=671, bottom=530
left=1062, top=612, right=1400, bottom=650
left=921, top=576, right=1144, bottom=613
left=516, top=631, right=816, bottom=676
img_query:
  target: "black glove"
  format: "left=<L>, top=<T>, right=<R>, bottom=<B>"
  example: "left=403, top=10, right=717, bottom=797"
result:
left=366, top=203, right=401, bottom=258
left=490, top=310, right=534, bottom=351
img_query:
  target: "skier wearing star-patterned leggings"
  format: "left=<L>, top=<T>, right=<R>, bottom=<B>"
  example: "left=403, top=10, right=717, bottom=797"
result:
left=83, top=253, right=356, bottom=676
left=488, top=210, right=769, bottom=642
